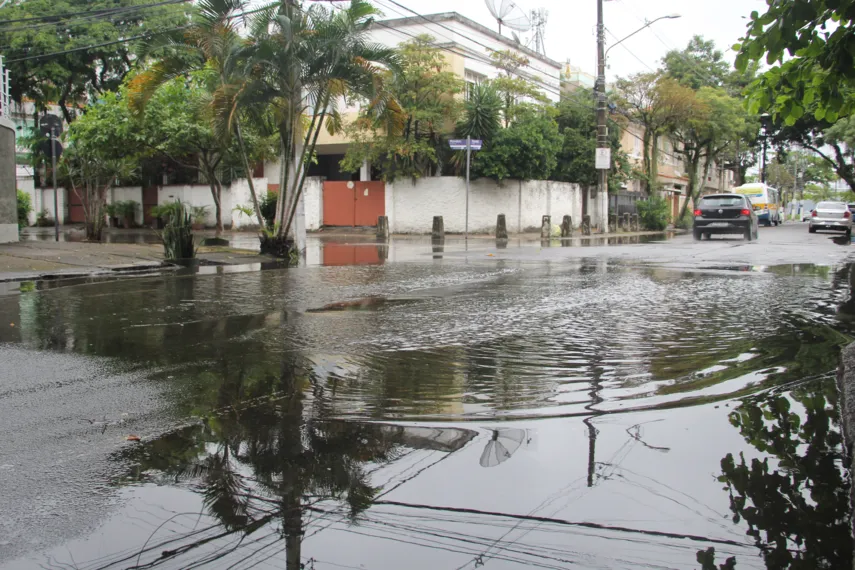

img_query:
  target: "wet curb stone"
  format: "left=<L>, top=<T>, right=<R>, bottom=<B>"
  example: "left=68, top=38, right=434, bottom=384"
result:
left=836, top=341, right=855, bottom=568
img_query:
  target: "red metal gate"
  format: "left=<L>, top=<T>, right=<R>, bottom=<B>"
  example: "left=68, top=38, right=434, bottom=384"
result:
left=322, top=181, right=385, bottom=227
left=67, top=188, right=85, bottom=223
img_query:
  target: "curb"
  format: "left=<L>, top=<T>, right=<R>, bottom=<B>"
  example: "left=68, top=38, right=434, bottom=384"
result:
left=836, top=342, right=855, bottom=569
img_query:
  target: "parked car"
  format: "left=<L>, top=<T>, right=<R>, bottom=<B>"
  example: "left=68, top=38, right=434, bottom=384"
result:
left=693, top=193, right=759, bottom=241
left=809, top=201, right=852, bottom=236
left=802, top=210, right=814, bottom=222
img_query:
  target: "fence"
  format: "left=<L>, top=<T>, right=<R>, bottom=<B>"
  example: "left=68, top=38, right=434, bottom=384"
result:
left=610, top=192, right=641, bottom=217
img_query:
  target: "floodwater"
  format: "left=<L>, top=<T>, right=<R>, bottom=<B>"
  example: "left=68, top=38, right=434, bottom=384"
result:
left=0, top=255, right=853, bottom=569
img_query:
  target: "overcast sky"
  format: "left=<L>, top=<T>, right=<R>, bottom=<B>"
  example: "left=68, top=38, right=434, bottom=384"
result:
left=375, top=0, right=769, bottom=79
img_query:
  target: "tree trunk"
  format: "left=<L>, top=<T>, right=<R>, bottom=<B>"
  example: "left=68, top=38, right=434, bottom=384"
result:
left=649, top=136, right=660, bottom=192
left=234, top=117, right=265, bottom=228
left=209, top=179, right=223, bottom=236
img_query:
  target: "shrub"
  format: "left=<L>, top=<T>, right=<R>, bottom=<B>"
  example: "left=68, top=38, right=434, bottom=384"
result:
left=17, top=190, right=32, bottom=228
left=674, top=207, right=693, bottom=230
left=36, top=209, right=55, bottom=227
left=260, top=192, right=278, bottom=230
left=158, top=202, right=195, bottom=260
left=636, top=195, right=670, bottom=231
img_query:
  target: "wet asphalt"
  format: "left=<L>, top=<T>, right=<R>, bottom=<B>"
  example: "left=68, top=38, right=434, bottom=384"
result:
left=1, top=222, right=854, bottom=569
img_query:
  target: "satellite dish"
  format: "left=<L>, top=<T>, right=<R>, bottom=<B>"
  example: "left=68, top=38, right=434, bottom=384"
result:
left=511, top=31, right=521, bottom=44
left=479, top=428, right=527, bottom=468
left=484, top=0, right=531, bottom=35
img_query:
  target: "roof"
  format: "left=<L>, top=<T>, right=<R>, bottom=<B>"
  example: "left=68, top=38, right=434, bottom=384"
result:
left=376, top=12, right=562, bottom=69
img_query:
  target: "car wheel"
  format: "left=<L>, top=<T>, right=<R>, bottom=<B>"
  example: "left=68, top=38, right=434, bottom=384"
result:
left=703, top=232, right=711, bottom=240
left=848, top=229, right=853, bottom=240
left=693, top=229, right=702, bottom=241
left=744, top=228, right=753, bottom=241
left=809, top=226, right=816, bottom=233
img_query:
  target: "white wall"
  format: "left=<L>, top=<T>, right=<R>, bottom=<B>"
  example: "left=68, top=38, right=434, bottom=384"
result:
left=386, top=177, right=583, bottom=234
left=158, top=178, right=267, bottom=228
left=109, top=186, right=144, bottom=226
left=304, top=177, right=324, bottom=231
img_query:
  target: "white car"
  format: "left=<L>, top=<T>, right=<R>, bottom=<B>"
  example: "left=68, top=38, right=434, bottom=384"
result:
left=809, top=201, right=852, bottom=237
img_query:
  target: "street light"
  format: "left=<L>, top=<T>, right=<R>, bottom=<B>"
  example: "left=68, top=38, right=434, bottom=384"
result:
left=595, top=4, right=681, bottom=233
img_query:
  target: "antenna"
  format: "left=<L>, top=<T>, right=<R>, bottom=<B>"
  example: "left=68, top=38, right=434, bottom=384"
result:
left=530, top=8, right=548, bottom=56
left=484, top=0, right=531, bottom=35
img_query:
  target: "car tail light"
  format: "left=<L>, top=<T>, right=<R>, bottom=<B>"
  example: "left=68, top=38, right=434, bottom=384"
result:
left=845, top=211, right=852, bottom=219
left=693, top=209, right=702, bottom=217
left=740, top=208, right=751, bottom=216
left=812, top=210, right=818, bottom=217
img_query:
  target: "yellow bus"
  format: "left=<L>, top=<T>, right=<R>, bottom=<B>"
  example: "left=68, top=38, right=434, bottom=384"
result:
left=732, top=183, right=782, bottom=226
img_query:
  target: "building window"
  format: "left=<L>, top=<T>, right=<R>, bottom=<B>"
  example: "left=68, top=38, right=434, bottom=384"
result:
left=464, top=69, right=486, bottom=99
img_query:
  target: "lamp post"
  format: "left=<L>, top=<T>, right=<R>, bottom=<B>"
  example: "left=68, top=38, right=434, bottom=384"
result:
left=595, top=4, right=680, bottom=232
left=759, top=113, right=771, bottom=184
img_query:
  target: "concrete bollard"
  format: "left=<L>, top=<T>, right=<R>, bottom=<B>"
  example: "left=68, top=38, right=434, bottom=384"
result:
left=432, top=216, right=444, bottom=239
left=432, top=237, right=444, bottom=259
left=631, top=213, right=640, bottom=232
left=582, top=215, right=592, bottom=236
left=609, top=214, right=618, bottom=233
left=541, top=215, right=551, bottom=239
left=496, top=214, right=508, bottom=239
left=561, top=215, right=573, bottom=237
left=376, top=216, right=390, bottom=240
left=623, top=212, right=631, bottom=232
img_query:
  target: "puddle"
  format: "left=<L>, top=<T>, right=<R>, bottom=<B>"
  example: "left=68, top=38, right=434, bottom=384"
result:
left=1, top=259, right=853, bottom=568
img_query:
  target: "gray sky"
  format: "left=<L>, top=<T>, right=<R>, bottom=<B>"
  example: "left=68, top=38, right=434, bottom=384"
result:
left=378, top=0, right=769, bottom=79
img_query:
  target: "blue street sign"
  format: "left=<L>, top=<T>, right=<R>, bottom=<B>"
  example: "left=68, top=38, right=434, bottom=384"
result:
left=449, top=139, right=482, bottom=150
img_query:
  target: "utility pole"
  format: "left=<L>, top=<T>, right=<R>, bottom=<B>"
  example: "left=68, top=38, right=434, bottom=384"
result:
left=595, top=0, right=609, bottom=233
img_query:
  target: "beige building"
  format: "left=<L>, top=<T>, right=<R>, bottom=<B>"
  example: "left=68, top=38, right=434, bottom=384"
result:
left=619, top=123, right=735, bottom=220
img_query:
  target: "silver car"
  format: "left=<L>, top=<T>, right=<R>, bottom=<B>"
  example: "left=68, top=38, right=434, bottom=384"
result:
left=809, top=201, right=852, bottom=236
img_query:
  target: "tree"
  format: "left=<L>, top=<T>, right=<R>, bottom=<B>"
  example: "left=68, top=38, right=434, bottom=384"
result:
left=60, top=91, right=139, bottom=241
left=0, top=0, right=191, bottom=123
left=471, top=106, right=561, bottom=182
left=488, top=49, right=549, bottom=127
left=735, top=0, right=855, bottom=123
left=457, top=82, right=502, bottom=141
left=673, top=87, right=745, bottom=220
left=250, top=0, right=400, bottom=246
left=553, top=88, right=631, bottom=193
left=662, top=35, right=729, bottom=90
left=130, top=0, right=267, bottom=228
left=613, top=73, right=698, bottom=193
left=341, top=34, right=462, bottom=182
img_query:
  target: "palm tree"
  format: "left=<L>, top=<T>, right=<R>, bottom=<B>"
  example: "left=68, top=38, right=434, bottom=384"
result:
left=130, top=0, right=266, bottom=231
left=248, top=0, right=401, bottom=247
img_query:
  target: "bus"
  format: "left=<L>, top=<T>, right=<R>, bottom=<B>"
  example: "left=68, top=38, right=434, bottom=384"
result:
left=732, top=183, right=782, bottom=226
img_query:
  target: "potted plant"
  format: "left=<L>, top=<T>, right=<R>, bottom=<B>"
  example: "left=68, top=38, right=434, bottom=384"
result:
left=104, top=203, right=121, bottom=228
left=191, top=205, right=209, bottom=230
left=117, top=200, right=138, bottom=228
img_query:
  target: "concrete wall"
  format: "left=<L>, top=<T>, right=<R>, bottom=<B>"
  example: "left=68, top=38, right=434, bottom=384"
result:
left=110, top=186, right=144, bottom=226
left=158, top=178, right=267, bottom=228
left=304, top=177, right=324, bottom=231
left=385, top=177, right=584, bottom=234
left=0, top=119, right=17, bottom=242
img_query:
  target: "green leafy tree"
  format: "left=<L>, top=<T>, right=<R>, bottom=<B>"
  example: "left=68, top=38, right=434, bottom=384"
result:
left=342, top=34, right=461, bottom=182
left=16, top=190, right=32, bottom=228
left=130, top=0, right=267, bottom=227
left=487, top=49, right=549, bottom=127
left=0, top=0, right=191, bottom=123
left=250, top=0, right=400, bottom=244
left=735, top=1, right=855, bottom=123
left=457, top=82, right=502, bottom=141
left=553, top=88, right=630, bottom=192
left=612, top=73, right=698, bottom=193
left=471, top=107, right=561, bottom=182
left=672, top=87, right=745, bottom=220
left=662, top=35, right=729, bottom=90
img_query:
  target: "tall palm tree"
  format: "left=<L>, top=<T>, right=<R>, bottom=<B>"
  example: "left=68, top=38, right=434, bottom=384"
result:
left=130, top=0, right=266, bottom=231
left=248, top=0, right=402, bottom=244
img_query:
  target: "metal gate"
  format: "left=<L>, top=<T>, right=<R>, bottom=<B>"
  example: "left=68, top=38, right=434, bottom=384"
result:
left=609, top=192, right=641, bottom=216
left=322, top=181, right=385, bottom=227
left=67, top=188, right=85, bottom=223
left=142, top=186, right=159, bottom=226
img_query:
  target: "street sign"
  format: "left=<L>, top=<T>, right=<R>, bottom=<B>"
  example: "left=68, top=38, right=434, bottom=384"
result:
left=595, top=147, right=611, bottom=170
left=449, top=139, right=482, bottom=150
left=39, top=114, right=63, bottom=137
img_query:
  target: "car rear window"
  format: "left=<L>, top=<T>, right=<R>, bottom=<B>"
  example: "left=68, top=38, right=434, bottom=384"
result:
left=817, top=202, right=846, bottom=210
left=699, top=196, right=745, bottom=207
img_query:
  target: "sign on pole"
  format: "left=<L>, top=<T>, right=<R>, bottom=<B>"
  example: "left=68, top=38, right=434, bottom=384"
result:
left=595, top=148, right=611, bottom=170
left=449, top=139, right=482, bottom=151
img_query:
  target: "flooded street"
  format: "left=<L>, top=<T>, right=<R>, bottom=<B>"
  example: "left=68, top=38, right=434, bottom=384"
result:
left=1, top=225, right=853, bottom=569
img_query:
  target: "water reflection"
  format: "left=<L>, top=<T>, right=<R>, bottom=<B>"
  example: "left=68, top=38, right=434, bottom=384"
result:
left=702, top=378, right=852, bottom=569
left=479, top=428, right=528, bottom=467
